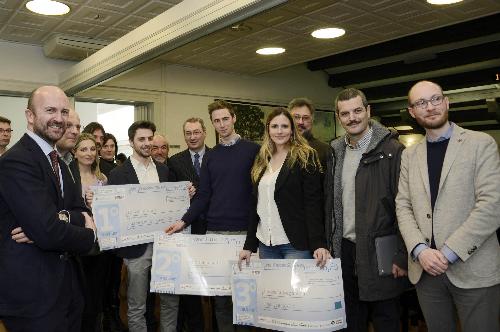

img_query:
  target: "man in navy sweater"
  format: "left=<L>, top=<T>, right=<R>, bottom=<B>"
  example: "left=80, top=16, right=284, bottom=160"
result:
left=166, top=100, right=259, bottom=332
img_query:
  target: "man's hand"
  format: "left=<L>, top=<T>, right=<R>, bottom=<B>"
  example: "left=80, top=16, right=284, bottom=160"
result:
left=417, top=248, right=448, bottom=276
left=392, top=264, right=408, bottom=278
left=313, top=248, right=331, bottom=268
left=165, top=220, right=186, bottom=235
left=85, top=189, right=94, bottom=208
left=82, top=212, right=97, bottom=233
left=238, top=250, right=252, bottom=270
left=11, top=227, right=34, bottom=244
left=187, top=182, right=196, bottom=199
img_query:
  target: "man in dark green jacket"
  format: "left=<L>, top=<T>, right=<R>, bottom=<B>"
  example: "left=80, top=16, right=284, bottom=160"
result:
left=325, top=88, right=409, bottom=332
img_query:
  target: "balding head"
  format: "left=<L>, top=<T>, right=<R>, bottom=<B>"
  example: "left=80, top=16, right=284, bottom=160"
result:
left=151, top=134, right=169, bottom=163
left=25, top=86, right=70, bottom=146
left=408, top=81, right=444, bottom=106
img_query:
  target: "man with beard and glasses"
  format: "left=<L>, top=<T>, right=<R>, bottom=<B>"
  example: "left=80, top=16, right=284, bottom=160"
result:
left=396, top=80, right=500, bottom=332
left=0, top=86, right=97, bottom=332
left=325, top=88, right=408, bottom=332
left=108, top=121, right=194, bottom=332
left=288, top=97, right=329, bottom=168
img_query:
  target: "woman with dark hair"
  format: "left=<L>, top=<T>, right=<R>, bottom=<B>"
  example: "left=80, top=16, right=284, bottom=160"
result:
left=73, top=133, right=108, bottom=332
left=239, top=108, right=330, bottom=267
left=99, top=133, right=118, bottom=177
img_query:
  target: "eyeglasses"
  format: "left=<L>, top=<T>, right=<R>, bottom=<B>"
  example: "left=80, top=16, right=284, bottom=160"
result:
left=0, top=129, right=13, bottom=134
left=185, top=130, right=203, bottom=137
left=292, top=114, right=312, bottom=122
left=410, top=95, right=445, bottom=110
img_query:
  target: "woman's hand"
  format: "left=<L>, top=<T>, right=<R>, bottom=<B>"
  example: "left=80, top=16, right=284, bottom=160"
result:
left=238, top=250, right=252, bottom=270
left=313, top=248, right=331, bottom=268
left=85, top=189, right=94, bottom=208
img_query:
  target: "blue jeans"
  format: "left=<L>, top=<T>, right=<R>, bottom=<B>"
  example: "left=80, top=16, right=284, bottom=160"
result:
left=258, top=242, right=312, bottom=259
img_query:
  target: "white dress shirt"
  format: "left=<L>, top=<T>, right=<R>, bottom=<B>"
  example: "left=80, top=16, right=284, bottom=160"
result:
left=130, top=155, right=159, bottom=184
left=256, top=162, right=290, bottom=246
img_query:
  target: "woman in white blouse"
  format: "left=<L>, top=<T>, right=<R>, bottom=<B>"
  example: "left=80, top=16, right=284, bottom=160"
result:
left=239, top=108, right=330, bottom=267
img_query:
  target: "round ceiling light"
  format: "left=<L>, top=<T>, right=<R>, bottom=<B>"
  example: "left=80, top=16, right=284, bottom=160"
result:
left=426, top=0, right=463, bottom=4
left=256, top=47, right=286, bottom=55
left=311, top=27, right=346, bottom=39
left=26, top=0, right=70, bottom=16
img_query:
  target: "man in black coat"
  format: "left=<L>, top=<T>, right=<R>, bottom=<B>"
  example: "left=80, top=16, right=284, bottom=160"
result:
left=0, top=86, right=96, bottom=332
left=167, top=117, right=210, bottom=332
left=325, top=88, right=409, bottom=332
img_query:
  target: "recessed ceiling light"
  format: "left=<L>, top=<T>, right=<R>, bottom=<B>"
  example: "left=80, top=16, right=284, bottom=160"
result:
left=256, top=47, right=285, bottom=55
left=311, top=28, right=346, bottom=39
left=427, top=0, right=463, bottom=4
left=26, top=0, right=70, bottom=16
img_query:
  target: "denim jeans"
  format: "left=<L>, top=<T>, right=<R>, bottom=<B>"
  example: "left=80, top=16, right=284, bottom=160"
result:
left=258, top=242, right=312, bottom=259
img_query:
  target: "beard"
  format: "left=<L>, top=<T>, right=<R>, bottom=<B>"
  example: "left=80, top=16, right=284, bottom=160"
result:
left=415, top=110, right=448, bottom=130
left=34, top=119, right=65, bottom=145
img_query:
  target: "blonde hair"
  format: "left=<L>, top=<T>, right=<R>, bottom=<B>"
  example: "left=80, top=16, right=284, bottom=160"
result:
left=251, top=108, right=321, bottom=183
left=74, top=133, right=105, bottom=182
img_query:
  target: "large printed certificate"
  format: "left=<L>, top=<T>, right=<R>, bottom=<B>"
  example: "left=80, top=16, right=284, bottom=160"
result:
left=91, top=181, right=190, bottom=250
left=232, top=259, right=347, bottom=332
left=150, top=233, right=246, bottom=296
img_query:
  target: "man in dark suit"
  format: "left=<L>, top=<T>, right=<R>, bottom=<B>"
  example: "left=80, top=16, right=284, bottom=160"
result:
left=168, top=117, right=210, bottom=332
left=0, top=85, right=97, bottom=332
left=109, top=120, right=193, bottom=332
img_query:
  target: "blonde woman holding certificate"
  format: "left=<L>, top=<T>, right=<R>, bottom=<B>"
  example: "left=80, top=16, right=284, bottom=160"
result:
left=239, top=108, right=330, bottom=268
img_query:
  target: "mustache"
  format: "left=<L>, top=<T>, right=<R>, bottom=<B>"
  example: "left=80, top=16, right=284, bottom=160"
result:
left=346, top=120, right=361, bottom=126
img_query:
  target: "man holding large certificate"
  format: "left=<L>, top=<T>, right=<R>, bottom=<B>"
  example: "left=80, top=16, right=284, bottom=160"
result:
left=107, top=121, right=194, bottom=332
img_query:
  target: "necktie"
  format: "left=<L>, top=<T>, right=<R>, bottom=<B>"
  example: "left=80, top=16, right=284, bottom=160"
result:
left=49, top=150, right=61, bottom=189
left=193, top=153, right=201, bottom=176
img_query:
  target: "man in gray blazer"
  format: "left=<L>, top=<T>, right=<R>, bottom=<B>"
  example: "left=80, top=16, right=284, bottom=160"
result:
left=396, top=80, right=500, bottom=332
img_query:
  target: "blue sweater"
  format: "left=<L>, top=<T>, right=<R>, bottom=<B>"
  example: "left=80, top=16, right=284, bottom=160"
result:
left=182, top=139, right=260, bottom=231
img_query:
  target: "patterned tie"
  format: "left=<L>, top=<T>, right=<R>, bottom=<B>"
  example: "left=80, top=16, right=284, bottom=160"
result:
left=193, top=152, right=201, bottom=176
left=49, top=150, right=61, bottom=189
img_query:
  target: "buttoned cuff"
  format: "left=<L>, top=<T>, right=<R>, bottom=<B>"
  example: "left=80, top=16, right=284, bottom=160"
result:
left=441, top=245, right=459, bottom=264
left=411, top=243, right=428, bottom=261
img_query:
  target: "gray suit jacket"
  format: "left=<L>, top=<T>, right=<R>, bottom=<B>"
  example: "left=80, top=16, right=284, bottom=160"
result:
left=396, top=125, right=500, bottom=288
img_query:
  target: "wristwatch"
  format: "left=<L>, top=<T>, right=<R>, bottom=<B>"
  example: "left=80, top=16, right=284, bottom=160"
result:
left=58, top=210, right=70, bottom=223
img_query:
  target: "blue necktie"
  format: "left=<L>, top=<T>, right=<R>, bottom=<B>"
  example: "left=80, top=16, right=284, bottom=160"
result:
left=194, top=153, right=201, bottom=176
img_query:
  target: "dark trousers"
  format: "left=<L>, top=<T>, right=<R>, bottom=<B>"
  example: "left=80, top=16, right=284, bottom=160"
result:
left=341, top=239, right=401, bottom=332
left=177, top=295, right=204, bottom=332
left=3, top=260, right=84, bottom=332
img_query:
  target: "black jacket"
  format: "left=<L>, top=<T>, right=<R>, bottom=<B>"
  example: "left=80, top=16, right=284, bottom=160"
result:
left=244, top=154, right=326, bottom=252
left=325, top=121, right=409, bottom=301
left=167, top=147, right=210, bottom=234
left=107, top=157, right=169, bottom=259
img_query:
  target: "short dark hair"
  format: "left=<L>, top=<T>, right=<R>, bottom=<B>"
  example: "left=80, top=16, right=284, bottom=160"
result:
left=128, top=120, right=156, bottom=141
left=0, top=116, right=11, bottom=125
left=116, top=153, right=127, bottom=164
left=103, top=133, right=118, bottom=158
left=183, top=117, right=206, bottom=132
left=208, top=100, right=235, bottom=119
left=288, top=97, right=315, bottom=116
left=334, top=88, right=368, bottom=113
left=83, top=122, right=105, bottom=135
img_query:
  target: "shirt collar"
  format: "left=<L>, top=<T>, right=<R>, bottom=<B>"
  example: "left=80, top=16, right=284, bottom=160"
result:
left=426, top=122, right=454, bottom=143
left=60, top=151, right=74, bottom=165
left=130, top=154, right=156, bottom=170
left=345, top=126, right=373, bottom=150
left=189, top=147, right=206, bottom=158
left=220, top=134, right=241, bottom=147
left=26, top=130, right=55, bottom=157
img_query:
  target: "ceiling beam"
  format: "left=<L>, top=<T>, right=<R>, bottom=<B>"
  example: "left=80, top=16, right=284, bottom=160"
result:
left=59, top=0, right=286, bottom=95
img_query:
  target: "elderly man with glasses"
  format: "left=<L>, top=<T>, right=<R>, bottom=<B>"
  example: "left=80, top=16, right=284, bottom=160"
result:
left=396, top=80, right=500, bottom=332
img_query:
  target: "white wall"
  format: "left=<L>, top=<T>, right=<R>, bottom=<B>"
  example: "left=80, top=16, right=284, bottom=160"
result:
left=79, top=61, right=337, bottom=153
left=0, top=41, right=76, bottom=92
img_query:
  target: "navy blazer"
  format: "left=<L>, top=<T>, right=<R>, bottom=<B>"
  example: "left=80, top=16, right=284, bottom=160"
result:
left=0, top=134, right=95, bottom=318
left=167, top=147, right=210, bottom=234
left=243, top=156, right=326, bottom=253
left=108, top=157, right=170, bottom=259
